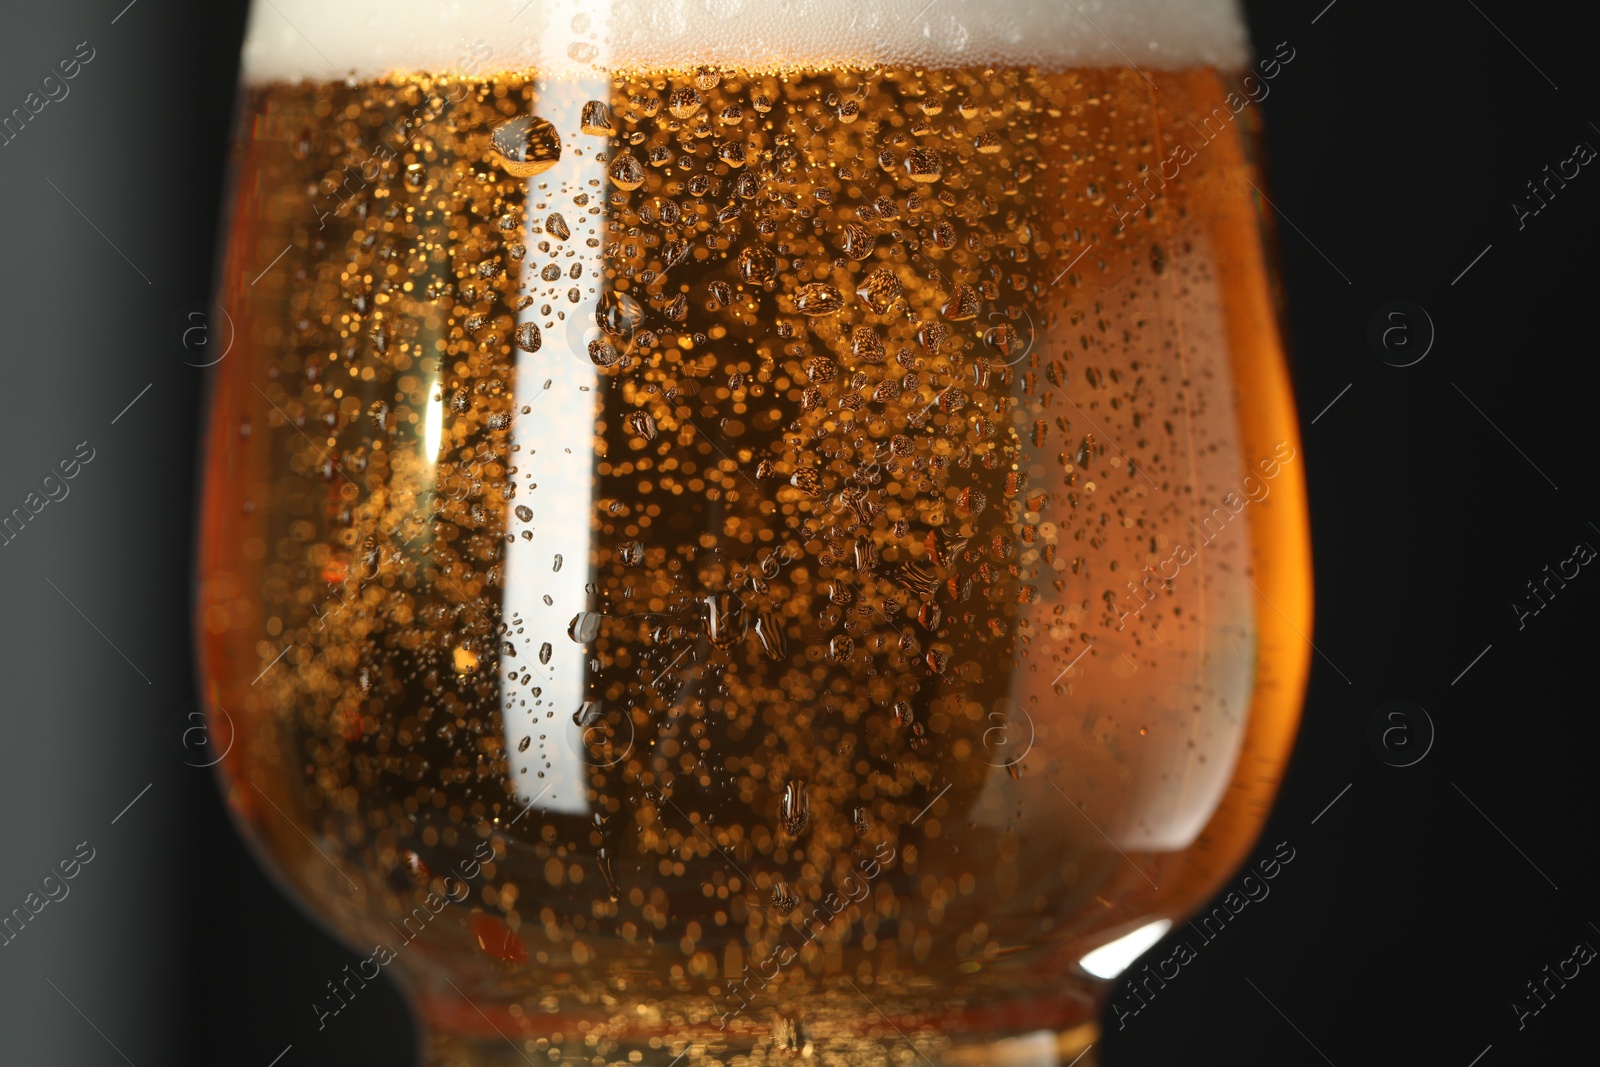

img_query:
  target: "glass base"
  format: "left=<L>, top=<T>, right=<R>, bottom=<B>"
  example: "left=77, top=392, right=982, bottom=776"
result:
left=423, top=1022, right=1099, bottom=1066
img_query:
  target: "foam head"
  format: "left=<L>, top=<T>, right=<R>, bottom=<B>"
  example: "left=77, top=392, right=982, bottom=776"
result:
left=240, top=0, right=1249, bottom=83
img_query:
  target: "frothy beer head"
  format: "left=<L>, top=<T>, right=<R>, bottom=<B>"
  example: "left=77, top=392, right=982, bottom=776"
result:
left=241, top=0, right=1248, bottom=82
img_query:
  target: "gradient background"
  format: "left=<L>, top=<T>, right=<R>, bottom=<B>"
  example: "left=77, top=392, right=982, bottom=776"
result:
left=1, top=1, right=1596, bottom=1064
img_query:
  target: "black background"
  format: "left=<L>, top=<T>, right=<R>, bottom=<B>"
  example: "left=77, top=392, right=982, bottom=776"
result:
left=0, top=1, right=1595, bottom=1064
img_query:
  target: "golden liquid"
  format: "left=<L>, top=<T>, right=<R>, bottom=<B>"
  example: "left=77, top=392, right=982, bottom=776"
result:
left=199, top=62, right=1309, bottom=1064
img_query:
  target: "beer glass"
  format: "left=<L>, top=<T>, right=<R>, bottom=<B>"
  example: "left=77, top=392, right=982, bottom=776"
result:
left=197, top=0, right=1310, bottom=1062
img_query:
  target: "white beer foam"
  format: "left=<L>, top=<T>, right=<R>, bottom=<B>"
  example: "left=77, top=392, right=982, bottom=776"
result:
left=241, top=0, right=1248, bottom=84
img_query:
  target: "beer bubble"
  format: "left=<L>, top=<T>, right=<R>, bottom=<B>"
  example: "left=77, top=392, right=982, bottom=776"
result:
left=491, top=115, right=562, bottom=177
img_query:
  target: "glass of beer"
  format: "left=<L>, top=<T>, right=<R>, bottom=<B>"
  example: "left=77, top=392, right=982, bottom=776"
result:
left=197, top=0, right=1310, bottom=1062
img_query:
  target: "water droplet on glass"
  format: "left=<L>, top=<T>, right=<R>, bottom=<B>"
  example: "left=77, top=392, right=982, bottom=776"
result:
left=597, top=290, right=645, bottom=335
left=902, top=148, right=943, bottom=183
left=513, top=321, right=542, bottom=353
left=539, top=641, right=552, bottom=664
left=737, top=244, right=776, bottom=282
left=794, top=282, right=844, bottom=316
left=627, top=410, right=658, bottom=440
left=702, top=593, right=747, bottom=650
left=851, top=326, right=885, bottom=364
left=667, top=87, right=704, bottom=119
left=789, top=468, right=824, bottom=497
left=754, top=609, right=787, bottom=661
left=580, top=100, right=614, bottom=136
left=857, top=267, right=903, bottom=314
left=597, top=848, right=620, bottom=901
left=607, top=151, right=645, bottom=190
left=491, top=115, right=562, bottom=177
left=840, top=222, right=876, bottom=260
left=569, top=611, right=600, bottom=643
left=941, top=284, right=980, bottom=321
left=779, top=779, right=809, bottom=836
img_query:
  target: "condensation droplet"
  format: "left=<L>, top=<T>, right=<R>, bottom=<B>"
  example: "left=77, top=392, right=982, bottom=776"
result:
left=779, top=780, right=809, bottom=836
left=794, top=282, right=844, bottom=316
left=607, top=152, right=645, bottom=190
left=569, top=611, right=600, bottom=643
left=513, top=321, right=542, bottom=353
left=491, top=115, right=562, bottom=177
left=856, top=267, right=903, bottom=314
left=581, top=100, right=615, bottom=136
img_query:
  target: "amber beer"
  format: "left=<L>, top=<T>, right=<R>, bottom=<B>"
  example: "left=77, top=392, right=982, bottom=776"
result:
left=199, top=0, right=1309, bottom=1061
